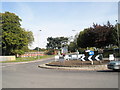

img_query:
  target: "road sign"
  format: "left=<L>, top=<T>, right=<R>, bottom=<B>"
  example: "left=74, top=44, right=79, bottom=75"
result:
left=81, top=55, right=85, bottom=61
left=80, top=54, right=102, bottom=61
left=109, top=54, right=115, bottom=61
left=89, top=51, right=94, bottom=55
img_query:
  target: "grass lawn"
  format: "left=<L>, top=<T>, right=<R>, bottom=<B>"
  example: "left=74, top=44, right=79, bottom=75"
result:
left=0, top=55, right=55, bottom=63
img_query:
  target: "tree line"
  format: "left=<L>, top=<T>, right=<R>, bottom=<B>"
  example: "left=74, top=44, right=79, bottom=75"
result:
left=46, top=21, right=120, bottom=52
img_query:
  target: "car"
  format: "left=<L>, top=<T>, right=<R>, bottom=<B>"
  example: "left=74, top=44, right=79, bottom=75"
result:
left=64, top=54, right=84, bottom=60
left=64, top=54, right=73, bottom=60
left=107, top=61, right=120, bottom=71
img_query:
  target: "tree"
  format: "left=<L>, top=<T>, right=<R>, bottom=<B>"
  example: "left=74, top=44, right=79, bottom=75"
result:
left=33, top=47, right=46, bottom=51
left=77, top=21, right=117, bottom=48
left=46, top=37, right=68, bottom=49
left=68, top=34, right=79, bottom=52
left=77, top=28, right=96, bottom=48
left=94, top=21, right=117, bottom=48
left=1, top=12, right=34, bottom=56
left=68, top=42, right=77, bottom=52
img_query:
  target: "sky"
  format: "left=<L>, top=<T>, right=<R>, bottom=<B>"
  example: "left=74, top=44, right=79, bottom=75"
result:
left=1, top=1, right=118, bottom=49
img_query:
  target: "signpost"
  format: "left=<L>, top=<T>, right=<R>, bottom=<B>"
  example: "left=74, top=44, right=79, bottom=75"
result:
left=88, top=51, right=94, bottom=65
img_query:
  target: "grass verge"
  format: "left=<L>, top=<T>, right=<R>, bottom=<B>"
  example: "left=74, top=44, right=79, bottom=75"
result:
left=0, top=55, right=55, bottom=63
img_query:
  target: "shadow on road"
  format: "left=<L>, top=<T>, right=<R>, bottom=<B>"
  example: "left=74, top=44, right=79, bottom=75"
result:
left=97, top=70, right=120, bottom=72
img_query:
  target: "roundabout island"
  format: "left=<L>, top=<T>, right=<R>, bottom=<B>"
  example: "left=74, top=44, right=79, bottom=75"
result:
left=38, top=60, right=110, bottom=71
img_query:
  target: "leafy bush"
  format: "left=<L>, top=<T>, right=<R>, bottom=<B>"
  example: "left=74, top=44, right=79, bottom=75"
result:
left=45, top=49, right=54, bottom=55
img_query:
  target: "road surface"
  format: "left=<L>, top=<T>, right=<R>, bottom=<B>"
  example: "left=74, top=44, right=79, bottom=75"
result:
left=1, top=58, right=119, bottom=88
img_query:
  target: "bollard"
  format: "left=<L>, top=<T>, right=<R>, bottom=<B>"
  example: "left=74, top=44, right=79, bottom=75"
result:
left=109, top=54, right=115, bottom=61
left=55, top=55, right=59, bottom=61
left=91, top=61, right=94, bottom=65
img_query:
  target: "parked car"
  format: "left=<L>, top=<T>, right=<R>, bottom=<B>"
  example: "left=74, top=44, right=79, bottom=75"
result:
left=107, top=61, right=120, bottom=71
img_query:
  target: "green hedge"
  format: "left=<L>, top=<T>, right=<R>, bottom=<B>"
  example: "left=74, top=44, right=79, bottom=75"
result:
left=78, top=48, right=120, bottom=58
left=103, top=49, right=120, bottom=58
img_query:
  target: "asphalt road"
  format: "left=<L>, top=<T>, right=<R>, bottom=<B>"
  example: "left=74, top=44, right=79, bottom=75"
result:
left=2, top=58, right=119, bottom=88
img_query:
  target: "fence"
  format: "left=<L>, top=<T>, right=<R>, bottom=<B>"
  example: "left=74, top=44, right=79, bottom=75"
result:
left=19, top=52, right=45, bottom=57
left=0, top=56, right=16, bottom=61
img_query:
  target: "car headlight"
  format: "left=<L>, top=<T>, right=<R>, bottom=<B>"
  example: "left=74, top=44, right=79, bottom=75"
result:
left=115, top=63, right=119, bottom=65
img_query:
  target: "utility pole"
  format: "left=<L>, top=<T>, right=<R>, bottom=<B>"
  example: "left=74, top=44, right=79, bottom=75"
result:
left=115, top=20, right=120, bottom=59
left=38, top=30, right=42, bottom=60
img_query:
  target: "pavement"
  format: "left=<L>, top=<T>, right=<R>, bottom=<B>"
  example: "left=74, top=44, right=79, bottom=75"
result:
left=2, top=58, right=119, bottom=88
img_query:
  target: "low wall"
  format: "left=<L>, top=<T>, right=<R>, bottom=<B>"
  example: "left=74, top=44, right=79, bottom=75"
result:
left=0, top=56, right=16, bottom=61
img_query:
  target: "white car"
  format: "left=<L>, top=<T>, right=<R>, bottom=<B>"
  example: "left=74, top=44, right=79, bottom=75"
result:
left=64, top=54, right=72, bottom=60
left=64, top=54, right=84, bottom=60
left=107, top=61, right=120, bottom=71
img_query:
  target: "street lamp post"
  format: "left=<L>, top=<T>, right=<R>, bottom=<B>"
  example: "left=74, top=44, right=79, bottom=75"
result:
left=72, top=30, right=78, bottom=52
left=38, top=30, right=42, bottom=60
left=71, top=30, right=76, bottom=42
left=115, top=20, right=120, bottom=58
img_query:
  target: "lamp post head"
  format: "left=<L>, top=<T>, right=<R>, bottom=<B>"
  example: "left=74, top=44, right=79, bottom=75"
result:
left=72, top=30, right=76, bottom=31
